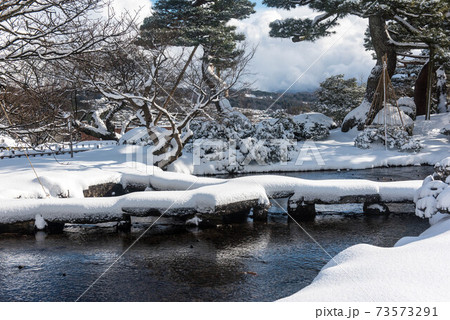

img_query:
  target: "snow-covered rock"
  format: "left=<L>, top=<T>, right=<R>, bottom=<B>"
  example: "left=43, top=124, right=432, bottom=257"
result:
left=441, top=123, right=450, bottom=136
left=397, top=96, right=416, bottom=119
left=341, top=99, right=371, bottom=132
left=34, top=214, right=47, bottom=230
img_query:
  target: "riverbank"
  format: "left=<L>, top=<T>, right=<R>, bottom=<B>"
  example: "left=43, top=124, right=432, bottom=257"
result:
left=279, top=214, right=450, bottom=302
left=280, top=158, right=450, bottom=302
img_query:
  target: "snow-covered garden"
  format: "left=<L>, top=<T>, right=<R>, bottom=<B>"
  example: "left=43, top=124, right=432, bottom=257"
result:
left=0, top=0, right=449, bottom=306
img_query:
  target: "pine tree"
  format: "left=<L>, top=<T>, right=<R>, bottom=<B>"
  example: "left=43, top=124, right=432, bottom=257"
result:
left=263, top=0, right=449, bottom=129
left=314, top=75, right=365, bottom=124
left=139, top=0, right=255, bottom=111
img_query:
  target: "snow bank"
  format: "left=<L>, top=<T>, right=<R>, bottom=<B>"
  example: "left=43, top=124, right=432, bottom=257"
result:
left=280, top=156, right=450, bottom=302
left=279, top=216, right=450, bottom=302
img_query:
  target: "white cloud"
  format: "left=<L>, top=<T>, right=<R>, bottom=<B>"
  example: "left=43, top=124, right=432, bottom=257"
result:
left=231, top=8, right=375, bottom=92
left=108, top=1, right=374, bottom=92
left=110, top=0, right=152, bottom=22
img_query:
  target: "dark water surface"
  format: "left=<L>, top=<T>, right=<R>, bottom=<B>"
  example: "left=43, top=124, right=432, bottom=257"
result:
left=0, top=166, right=433, bottom=302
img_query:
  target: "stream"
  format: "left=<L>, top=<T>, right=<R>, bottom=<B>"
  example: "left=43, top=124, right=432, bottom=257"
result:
left=0, top=166, right=433, bottom=301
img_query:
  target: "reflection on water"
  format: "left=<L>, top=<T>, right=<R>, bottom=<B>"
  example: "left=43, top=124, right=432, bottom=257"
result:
left=0, top=213, right=429, bottom=302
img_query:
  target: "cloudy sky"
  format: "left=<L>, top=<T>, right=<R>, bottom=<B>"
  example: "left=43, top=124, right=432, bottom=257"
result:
left=112, top=0, right=375, bottom=92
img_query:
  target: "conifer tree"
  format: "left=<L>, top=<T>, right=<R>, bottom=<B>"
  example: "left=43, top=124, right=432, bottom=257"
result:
left=140, top=0, right=255, bottom=111
left=263, top=0, right=449, bottom=129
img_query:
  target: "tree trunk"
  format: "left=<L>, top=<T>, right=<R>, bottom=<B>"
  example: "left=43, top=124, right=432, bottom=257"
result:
left=341, top=16, right=396, bottom=132
left=202, top=50, right=227, bottom=114
left=366, top=15, right=397, bottom=102
left=414, top=63, right=429, bottom=116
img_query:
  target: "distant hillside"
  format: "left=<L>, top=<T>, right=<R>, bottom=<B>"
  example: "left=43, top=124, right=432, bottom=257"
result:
left=228, top=89, right=317, bottom=114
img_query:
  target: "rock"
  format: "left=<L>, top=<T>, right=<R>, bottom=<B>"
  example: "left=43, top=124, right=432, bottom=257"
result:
left=363, top=202, right=390, bottom=215
left=287, top=197, right=316, bottom=222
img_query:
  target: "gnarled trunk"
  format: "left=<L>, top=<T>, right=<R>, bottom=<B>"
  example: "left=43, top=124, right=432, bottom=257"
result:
left=341, top=16, right=397, bottom=132
left=366, top=15, right=397, bottom=102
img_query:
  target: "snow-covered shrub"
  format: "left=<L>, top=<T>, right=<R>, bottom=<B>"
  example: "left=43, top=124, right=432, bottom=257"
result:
left=441, top=124, right=450, bottom=136
left=292, top=112, right=336, bottom=140
left=354, top=126, right=422, bottom=152
left=433, top=158, right=450, bottom=182
left=191, top=110, right=253, bottom=141
left=397, top=97, right=416, bottom=119
left=188, top=111, right=335, bottom=172
left=254, top=117, right=297, bottom=140
left=187, top=110, right=335, bottom=172
left=415, top=157, right=450, bottom=218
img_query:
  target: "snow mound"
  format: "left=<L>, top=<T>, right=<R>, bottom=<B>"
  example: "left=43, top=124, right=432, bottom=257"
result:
left=341, top=99, right=371, bottom=132
left=397, top=96, right=416, bottom=118
left=119, top=127, right=148, bottom=145
left=372, top=105, right=414, bottom=129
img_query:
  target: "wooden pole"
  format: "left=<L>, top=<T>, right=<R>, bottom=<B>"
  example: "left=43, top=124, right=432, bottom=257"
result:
left=383, top=56, right=388, bottom=150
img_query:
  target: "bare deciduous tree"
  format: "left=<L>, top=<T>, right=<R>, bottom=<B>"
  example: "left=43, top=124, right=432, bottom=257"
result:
left=73, top=31, right=253, bottom=168
left=0, top=0, right=134, bottom=144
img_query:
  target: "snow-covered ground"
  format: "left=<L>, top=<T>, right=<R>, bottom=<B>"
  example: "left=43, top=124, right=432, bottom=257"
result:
left=171, top=113, right=449, bottom=175
left=279, top=215, right=450, bottom=302
left=280, top=157, right=450, bottom=302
